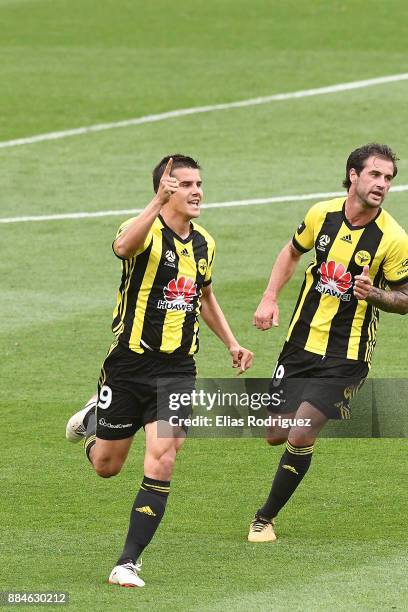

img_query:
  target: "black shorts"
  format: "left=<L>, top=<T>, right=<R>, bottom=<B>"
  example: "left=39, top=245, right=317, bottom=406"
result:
left=96, top=343, right=196, bottom=440
left=269, top=342, right=369, bottom=419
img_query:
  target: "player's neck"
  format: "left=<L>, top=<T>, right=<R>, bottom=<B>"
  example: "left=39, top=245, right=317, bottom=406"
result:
left=160, top=209, right=192, bottom=239
left=344, top=195, right=379, bottom=227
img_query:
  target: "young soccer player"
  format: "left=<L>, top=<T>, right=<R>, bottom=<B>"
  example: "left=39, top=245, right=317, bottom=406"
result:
left=66, top=155, right=253, bottom=586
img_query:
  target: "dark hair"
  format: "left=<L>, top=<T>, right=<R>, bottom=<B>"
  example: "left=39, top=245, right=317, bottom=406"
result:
left=152, top=154, right=201, bottom=193
left=342, top=143, right=398, bottom=191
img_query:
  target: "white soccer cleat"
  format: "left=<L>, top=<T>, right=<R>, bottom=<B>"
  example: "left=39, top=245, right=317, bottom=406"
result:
left=108, top=561, right=145, bottom=588
left=65, top=395, right=97, bottom=443
left=248, top=514, right=277, bottom=542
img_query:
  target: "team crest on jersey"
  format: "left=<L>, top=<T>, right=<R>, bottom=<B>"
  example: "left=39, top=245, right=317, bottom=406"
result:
left=354, top=250, right=371, bottom=267
left=315, top=260, right=352, bottom=301
left=198, top=258, right=207, bottom=276
left=157, top=276, right=197, bottom=311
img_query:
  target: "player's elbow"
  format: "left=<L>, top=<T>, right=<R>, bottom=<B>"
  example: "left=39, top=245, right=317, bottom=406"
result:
left=113, top=239, right=133, bottom=260
left=394, top=292, right=408, bottom=315
left=399, top=303, right=408, bottom=315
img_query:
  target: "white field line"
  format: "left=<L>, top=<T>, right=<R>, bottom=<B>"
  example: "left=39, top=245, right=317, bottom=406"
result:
left=1, top=185, right=407, bottom=224
left=1, top=73, right=408, bottom=150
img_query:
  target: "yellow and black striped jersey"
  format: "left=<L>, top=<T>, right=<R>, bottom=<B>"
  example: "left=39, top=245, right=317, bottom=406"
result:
left=289, top=197, right=408, bottom=363
left=111, top=215, right=215, bottom=356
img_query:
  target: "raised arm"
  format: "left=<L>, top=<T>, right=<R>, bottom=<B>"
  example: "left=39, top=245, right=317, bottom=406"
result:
left=253, top=241, right=303, bottom=330
left=114, top=158, right=178, bottom=259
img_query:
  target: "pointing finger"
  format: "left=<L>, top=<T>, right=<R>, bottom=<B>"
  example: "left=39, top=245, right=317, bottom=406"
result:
left=162, top=157, right=173, bottom=178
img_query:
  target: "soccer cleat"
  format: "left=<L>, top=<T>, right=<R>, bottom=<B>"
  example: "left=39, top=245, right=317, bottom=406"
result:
left=65, top=395, right=97, bottom=442
left=248, top=514, right=277, bottom=542
left=108, top=561, right=145, bottom=588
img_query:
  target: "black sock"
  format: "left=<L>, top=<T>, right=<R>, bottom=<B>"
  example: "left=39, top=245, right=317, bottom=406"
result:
left=117, top=476, right=171, bottom=565
left=84, top=409, right=96, bottom=462
left=258, top=441, right=314, bottom=520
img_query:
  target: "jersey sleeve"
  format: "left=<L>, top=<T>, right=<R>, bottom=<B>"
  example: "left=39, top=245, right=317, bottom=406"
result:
left=383, top=231, right=408, bottom=286
left=112, top=217, right=153, bottom=260
left=203, top=242, right=215, bottom=286
left=292, top=204, right=321, bottom=253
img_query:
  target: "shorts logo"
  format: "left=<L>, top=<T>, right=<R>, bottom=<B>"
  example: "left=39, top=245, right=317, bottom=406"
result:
left=157, top=276, right=197, bottom=312
left=198, top=258, right=207, bottom=276
left=354, top=250, right=371, bottom=266
left=317, top=234, right=331, bottom=252
left=98, top=418, right=133, bottom=429
left=316, top=260, right=352, bottom=301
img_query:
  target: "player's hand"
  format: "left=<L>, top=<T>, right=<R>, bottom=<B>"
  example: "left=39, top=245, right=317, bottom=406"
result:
left=253, top=297, right=279, bottom=330
left=157, top=158, right=179, bottom=205
left=229, top=344, right=254, bottom=375
left=353, top=265, right=372, bottom=300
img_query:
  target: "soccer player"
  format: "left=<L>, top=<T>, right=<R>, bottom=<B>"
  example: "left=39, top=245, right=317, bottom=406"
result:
left=248, top=143, right=408, bottom=542
left=65, top=154, right=253, bottom=586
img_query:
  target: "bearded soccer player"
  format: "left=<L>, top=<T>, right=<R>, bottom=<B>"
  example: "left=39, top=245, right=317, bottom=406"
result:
left=65, top=154, right=253, bottom=586
left=248, top=143, right=408, bottom=542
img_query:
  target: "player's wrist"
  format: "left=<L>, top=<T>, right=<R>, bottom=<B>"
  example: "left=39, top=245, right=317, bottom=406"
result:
left=263, top=289, right=278, bottom=302
left=227, top=340, right=240, bottom=352
left=151, top=193, right=167, bottom=208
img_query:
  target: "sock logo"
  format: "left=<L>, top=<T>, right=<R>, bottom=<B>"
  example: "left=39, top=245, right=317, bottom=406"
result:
left=135, top=505, right=156, bottom=516
left=282, top=464, right=299, bottom=475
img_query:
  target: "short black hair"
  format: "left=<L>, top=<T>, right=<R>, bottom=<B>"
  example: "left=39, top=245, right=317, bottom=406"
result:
left=152, top=154, right=201, bottom=193
left=343, top=143, right=398, bottom=191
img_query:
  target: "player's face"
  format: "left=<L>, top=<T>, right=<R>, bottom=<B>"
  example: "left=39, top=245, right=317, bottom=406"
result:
left=169, top=167, right=203, bottom=219
left=350, top=156, right=394, bottom=208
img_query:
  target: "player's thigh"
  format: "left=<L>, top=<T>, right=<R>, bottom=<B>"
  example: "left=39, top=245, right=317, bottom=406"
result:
left=265, top=410, right=297, bottom=444
left=144, top=420, right=186, bottom=461
left=267, top=342, right=316, bottom=443
left=300, top=358, right=369, bottom=421
left=95, top=345, right=145, bottom=443
left=288, top=401, right=328, bottom=446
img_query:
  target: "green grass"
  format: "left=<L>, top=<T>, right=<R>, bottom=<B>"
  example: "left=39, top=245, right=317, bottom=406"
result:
left=1, top=0, right=408, bottom=610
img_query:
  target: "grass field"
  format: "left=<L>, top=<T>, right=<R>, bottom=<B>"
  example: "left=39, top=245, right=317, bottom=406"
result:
left=1, top=1, right=408, bottom=610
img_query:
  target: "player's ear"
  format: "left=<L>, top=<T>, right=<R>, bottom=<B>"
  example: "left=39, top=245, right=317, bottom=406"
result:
left=349, top=168, right=358, bottom=184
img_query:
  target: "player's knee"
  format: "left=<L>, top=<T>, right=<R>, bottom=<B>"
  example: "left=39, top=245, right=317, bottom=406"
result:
left=265, top=428, right=287, bottom=446
left=93, top=458, right=122, bottom=478
left=266, top=435, right=287, bottom=446
left=153, top=451, right=176, bottom=479
left=288, top=432, right=316, bottom=447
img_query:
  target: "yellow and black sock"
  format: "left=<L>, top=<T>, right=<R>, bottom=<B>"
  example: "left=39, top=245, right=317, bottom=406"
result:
left=84, top=409, right=96, bottom=462
left=258, top=442, right=314, bottom=520
left=117, top=476, right=171, bottom=565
